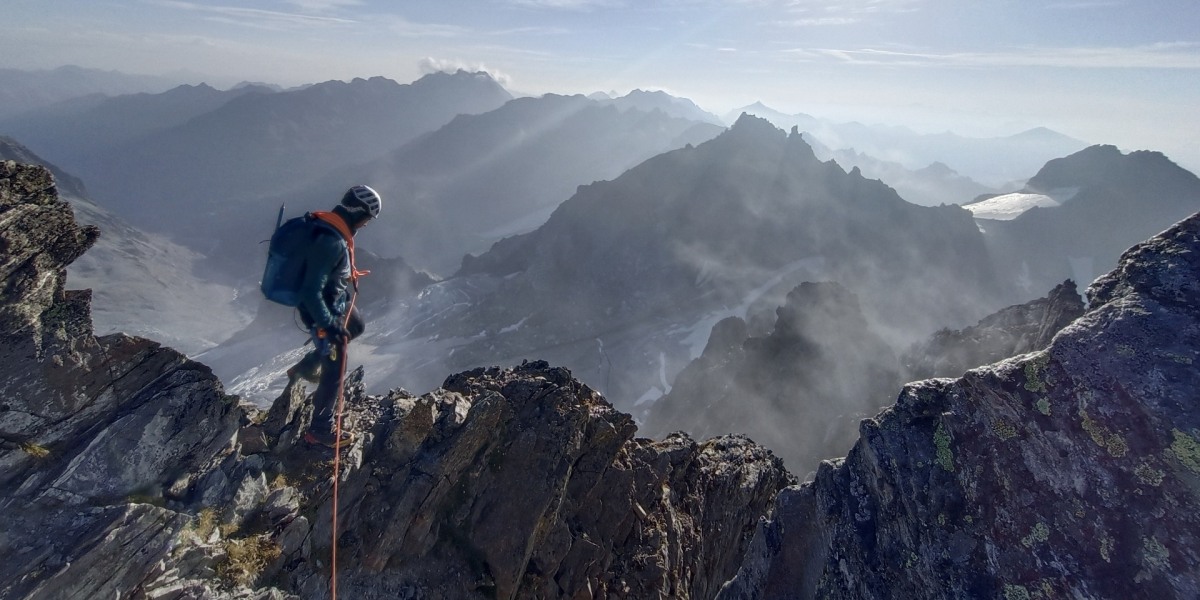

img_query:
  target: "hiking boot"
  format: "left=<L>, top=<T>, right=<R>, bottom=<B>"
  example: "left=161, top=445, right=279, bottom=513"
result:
left=303, top=429, right=355, bottom=450
left=287, top=352, right=322, bottom=383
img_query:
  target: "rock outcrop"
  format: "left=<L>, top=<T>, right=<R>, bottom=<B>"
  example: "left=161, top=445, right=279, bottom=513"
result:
left=0, top=161, right=792, bottom=599
left=903, top=279, right=1086, bottom=380
left=718, top=211, right=1200, bottom=599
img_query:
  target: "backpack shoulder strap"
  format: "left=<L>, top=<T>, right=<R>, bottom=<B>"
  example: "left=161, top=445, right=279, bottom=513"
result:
left=308, top=211, right=370, bottom=286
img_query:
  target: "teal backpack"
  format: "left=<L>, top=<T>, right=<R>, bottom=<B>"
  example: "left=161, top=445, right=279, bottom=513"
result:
left=260, top=205, right=345, bottom=307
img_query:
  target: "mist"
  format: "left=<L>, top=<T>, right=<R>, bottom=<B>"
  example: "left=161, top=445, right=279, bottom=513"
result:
left=3, top=67, right=1197, bottom=483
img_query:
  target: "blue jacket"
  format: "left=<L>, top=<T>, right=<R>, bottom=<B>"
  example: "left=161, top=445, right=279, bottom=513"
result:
left=297, top=214, right=352, bottom=330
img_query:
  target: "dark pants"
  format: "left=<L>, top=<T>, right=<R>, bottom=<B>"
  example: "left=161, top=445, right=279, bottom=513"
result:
left=297, top=307, right=365, bottom=434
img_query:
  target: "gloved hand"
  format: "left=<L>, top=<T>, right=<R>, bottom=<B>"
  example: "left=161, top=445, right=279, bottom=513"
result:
left=321, top=323, right=350, bottom=345
left=312, top=324, right=349, bottom=354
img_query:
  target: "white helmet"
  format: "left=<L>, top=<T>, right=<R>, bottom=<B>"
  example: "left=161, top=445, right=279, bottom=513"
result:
left=342, top=184, right=382, bottom=218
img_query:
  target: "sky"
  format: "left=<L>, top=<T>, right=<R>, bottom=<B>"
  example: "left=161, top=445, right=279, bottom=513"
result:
left=3, top=0, right=1200, bottom=171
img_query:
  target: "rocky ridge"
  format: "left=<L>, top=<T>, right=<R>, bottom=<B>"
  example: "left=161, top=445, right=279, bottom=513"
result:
left=0, top=161, right=792, bottom=598
left=902, top=279, right=1086, bottom=380
left=718, top=211, right=1200, bottom=599
left=3, top=160, right=1198, bottom=599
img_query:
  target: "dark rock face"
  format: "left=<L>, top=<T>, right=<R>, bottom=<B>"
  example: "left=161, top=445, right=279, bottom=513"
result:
left=718, top=211, right=1200, bottom=599
left=0, top=161, right=792, bottom=599
left=325, top=362, right=793, bottom=599
left=644, top=282, right=902, bottom=474
left=903, top=279, right=1086, bottom=380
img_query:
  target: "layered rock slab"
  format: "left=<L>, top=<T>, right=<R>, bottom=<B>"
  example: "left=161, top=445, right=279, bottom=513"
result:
left=719, top=212, right=1200, bottom=599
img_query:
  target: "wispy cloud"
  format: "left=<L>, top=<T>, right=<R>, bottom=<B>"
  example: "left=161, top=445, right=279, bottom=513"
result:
left=382, top=16, right=472, bottom=38
left=281, top=0, right=363, bottom=11
left=147, top=0, right=356, bottom=29
left=1046, top=1, right=1125, bottom=9
left=419, top=56, right=513, bottom=86
left=785, top=43, right=1200, bottom=69
left=774, top=0, right=920, bottom=27
left=782, top=0, right=923, bottom=13
left=782, top=17, right=859, bottom=26
left=507, top=0, right=626, bottom=9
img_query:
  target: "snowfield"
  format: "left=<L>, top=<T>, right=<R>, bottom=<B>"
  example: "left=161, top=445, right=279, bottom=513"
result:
left=962, top=192, right=1060, bottom=220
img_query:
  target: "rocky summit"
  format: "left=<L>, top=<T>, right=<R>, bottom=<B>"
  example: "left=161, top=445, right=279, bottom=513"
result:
left=718, top=211, right=1200, bottom=599
left=0, top=161, right=791, bottom=598
left=2, top=159, right=1199, bottom=599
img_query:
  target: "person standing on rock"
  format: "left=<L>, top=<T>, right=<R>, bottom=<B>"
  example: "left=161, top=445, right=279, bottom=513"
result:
left=281, top=185, right=382, bottom=450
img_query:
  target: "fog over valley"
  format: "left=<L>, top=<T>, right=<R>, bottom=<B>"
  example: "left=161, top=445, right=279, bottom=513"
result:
left=4, top=69, right=1199, bottom=443
left=4, top=1, right=1200, bottom=593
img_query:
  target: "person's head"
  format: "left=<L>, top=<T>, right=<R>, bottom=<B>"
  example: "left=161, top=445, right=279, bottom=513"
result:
left=336, top=184, right=382, bottom=229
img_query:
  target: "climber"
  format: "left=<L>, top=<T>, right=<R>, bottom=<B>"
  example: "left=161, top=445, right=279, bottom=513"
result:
left=284, top=184, right=382, bottom=450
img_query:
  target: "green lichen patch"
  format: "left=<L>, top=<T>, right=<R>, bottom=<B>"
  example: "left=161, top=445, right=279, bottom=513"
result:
left=1003, top=583, right=1031, bottom=600
left=1135, top=462, right=1166, bottom=486
left=1168, top=429, right=1200, bottom=473
left=934, top=421, right=954, bottom=472
left=1161, top=351, right=1194, bottom=365
left=1115, top=344, right=1137, bottom=358
left=1079, top=410, right=1129, bottom=458
left=1023, top=354, right=1050, bottom=393
left=1142, top=536, right=1170, bottom=570
left=993, top=420, right=1018, bottom=440
left=1100, top=535, right=1114, bottom=563
left=1035, top=399, right=1051, bottom=416
left=1021, top=522, right=1050, bottom=548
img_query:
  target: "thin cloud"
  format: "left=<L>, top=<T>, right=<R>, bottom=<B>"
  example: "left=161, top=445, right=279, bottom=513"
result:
left=1046, top=1, right=1125, bottom=8
left=383, top=16, right=472, bottom=37
left=148, top=0, right=356, bottom=28
left=783, top=0, right=923, bottom=13
left=508, top=0, right=626, bottom=8
left=282, top=0, right=363, bottom=11
left=781, top=17, right=859, bottom=26
left=789, top=43, right=1200, bottom=69
left=419, top=57, right=513, bottom=86
left=489, top=26, right=572, bottom=36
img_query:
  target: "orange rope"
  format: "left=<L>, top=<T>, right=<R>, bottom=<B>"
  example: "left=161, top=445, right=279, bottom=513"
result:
left=330, top=287, right=357, bottom=600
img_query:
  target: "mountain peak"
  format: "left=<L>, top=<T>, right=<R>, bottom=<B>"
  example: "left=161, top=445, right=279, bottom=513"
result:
left=1027, top=143, right=1198, bottom=194
left=729, top=112, right=787, bottom=138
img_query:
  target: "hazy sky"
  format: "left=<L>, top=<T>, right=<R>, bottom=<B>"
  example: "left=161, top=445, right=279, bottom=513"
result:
left=4, top=0, right=1199, bottom=170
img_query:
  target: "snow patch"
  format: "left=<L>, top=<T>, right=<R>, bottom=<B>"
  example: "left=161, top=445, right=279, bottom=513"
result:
left=635, top=387, right=664, bottom=407
left=963, top=193, right=1059, bottom=220
left=499, top=316, right=529, bottom=334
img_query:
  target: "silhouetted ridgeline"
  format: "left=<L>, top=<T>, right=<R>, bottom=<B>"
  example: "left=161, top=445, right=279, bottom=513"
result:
left=3, top=161, right=1198, bottom=598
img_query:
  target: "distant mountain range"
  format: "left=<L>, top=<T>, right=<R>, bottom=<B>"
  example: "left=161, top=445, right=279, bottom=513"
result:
left=600, top=89, right=724, bottom=125
left=804, top=135, right=999, bottom=206
left=2, top=70, right=514, bottom=237
left=730, top=101, right=1089, bottom=186
left=1, top=82, right=274, bottom=168
left=0, top=65, right=187, bottom=120
left=271, top=93, right=725, bottom=275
